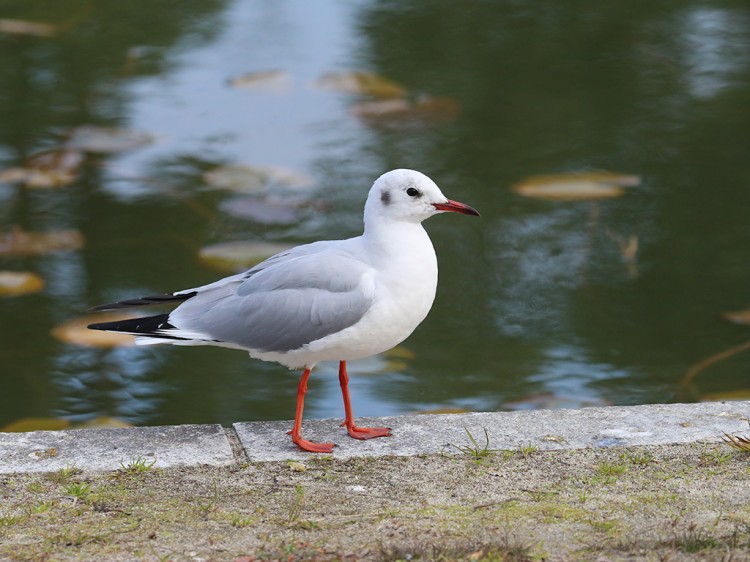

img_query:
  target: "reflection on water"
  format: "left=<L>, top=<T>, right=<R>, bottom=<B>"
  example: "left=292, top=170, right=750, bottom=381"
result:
left=1, top=0, right=749, bottom=429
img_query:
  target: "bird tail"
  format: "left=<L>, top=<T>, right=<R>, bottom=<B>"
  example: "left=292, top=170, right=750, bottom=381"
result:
left=87, top=314, right=189, bottom=343
left=88, top=292, right=196, bottom=312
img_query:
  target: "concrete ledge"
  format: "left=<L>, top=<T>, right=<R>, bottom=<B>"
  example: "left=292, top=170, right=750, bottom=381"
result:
left=0, top=424, right=235, bottom=474
left=1, top=402, right=748, bottom=472
left=234, top=401, right=750, bottom=461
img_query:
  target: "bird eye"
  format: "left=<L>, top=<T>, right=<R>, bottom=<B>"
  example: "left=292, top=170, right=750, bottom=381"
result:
left=406, top=187, right=421, bottom=197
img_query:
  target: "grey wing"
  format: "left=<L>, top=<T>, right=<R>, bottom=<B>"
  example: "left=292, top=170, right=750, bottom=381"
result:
left=169, top=246, right=374, bottom=353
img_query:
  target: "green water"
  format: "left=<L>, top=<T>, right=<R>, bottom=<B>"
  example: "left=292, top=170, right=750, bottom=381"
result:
left=1, top=0, right=749, bottom=429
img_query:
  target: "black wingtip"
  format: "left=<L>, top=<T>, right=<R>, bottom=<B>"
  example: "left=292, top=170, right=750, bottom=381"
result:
left=88, top=292, right=196, bottom=312
left=87, top=314, right=177, bottom=337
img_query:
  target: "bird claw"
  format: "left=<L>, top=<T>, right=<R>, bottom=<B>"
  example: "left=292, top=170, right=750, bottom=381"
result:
left=345, top=425, right=392, bottom=440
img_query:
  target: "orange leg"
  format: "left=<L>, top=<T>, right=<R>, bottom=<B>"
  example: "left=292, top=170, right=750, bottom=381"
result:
left=339, top=360, right=392, bottom=440
left=288, top=367, right=334, bottom=453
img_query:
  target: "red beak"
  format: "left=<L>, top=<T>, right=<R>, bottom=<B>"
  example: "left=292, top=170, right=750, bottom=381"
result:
left=432, top=199, right=480, bottom=216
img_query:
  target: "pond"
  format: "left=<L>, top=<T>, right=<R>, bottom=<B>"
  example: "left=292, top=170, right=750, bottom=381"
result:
left=1, top=0, right=749, bottom=431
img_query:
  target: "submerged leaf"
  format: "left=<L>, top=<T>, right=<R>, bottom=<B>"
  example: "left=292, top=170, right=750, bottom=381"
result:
left=52, top=312, right=140, bottom=348
left=722, top=308, right=750, bottom=326
left=203, top=164, right=313, bottom=193
left=203, top=165, right=266, bottom=193
left=415, top=407, right=473, bottom=415
left=218, top=196, right=302, bottom=224
left=316, top=70, right=406, bottom=98
left=702, top=389, right=750, bottom=401
left=351, top=96, right=461, bottom=129
left=0, top=148, right=84, bottom=188
left=504, top=392, right=611, bottom=410
left=0, top=416, right=131, bottom=432
left=513, top=170, right=641, bottom=201
left=0, top=19, right=58, bottom=37
left=198, top=240, right=294, bottom=272
left=0, top=227, right=85, bottom=256
left=228, top=69, right=289, bottom=91
left=1, top=417, right=70, bottom=432
left=0, top=271, right=44, bottom=296
left=0, top=167, right=75, bottom=188
left=66, top=125, right=154, bottom=154
left=75, top=416, right=132, bottom=429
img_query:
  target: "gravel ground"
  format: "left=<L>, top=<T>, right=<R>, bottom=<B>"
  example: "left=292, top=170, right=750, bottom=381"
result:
left=1, top=442, right=749, bottom=561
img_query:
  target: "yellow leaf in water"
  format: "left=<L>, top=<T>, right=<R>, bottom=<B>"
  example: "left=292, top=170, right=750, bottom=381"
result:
left=0, top=167, right=75, bottom=188
left=203, top=165, right=267, bottom=193
left=227, top=69, right=289, bottom=91
left=701, top=389, right=750, bottom=402
left=203, top=164, right=313, bottom=193
left=0, top=148, right=83, bottom=188
left=351, top=95, right=460, bottom=129
left=0, top=271, right=44, bottom=296
left=513, top=170, right=641, bottom=201
left=66, top=125, right=153, bottom=154
left=722, top=308, right=750, bottom=326
left=414, top=407, right=473, bottom=415
left=0, top=19, right=58, bottom=37
left=198, top=241, right=295, bottom=273
left=52, top=313, right=140, bottom=348
left=1, top=417, right=71, bottom=432
left=384, top=346, right=416, bottom=360
left=74, top=416, right=132, bottom=429
left=316, top=71, right=406, bottom=98
left=0, top=227, right=85, bottom=256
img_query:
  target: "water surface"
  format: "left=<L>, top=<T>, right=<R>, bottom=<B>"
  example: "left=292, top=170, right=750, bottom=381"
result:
left=1, top=0, right=749, bottom=429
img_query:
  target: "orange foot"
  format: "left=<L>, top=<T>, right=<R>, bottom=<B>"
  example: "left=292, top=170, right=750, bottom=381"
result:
left=345, top=425, right=392, bottom=440
left=288, top=431, right=335, bottom=453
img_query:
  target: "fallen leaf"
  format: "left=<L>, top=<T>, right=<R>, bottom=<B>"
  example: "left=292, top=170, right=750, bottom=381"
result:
left=27, top=147, right=84, bottom=172
left=385, top=346, right=416, bottom=360
left=33, top=448, right=59, bottom=458
left=0, top=18, right=58, bottom=37
left=198, top=240, right=294, bottom=272
left=287, top=461, right=307, bottom=472
left=66, top=125, right=153, bottom=154
left=513, top=170, right=641, bottom=201
left=0, top=168, right=75, bottom=188
left=1, top=417, right=70, bottom=432
left=504, top=392, right=611, bottom=410
left=0, top=148, right=84, bottom=188
left=702, top=389, right=750, bottom=401
left=75, top=416, right=132, bottom=429
left=0, top=271, right=44, bottom=296
left=316, top=70, right=406, bottom=98
left=722, top=308, right=750, bottom=326
left=218, top=197, right=302, bottom=224
left=52, top=312, right=140, bottom=348
left=203, top=165, right=266, bottom=193
left=203, top=164, right=313, bottom=193
left=0, top=416, right=131, bottom=432
left=263, top=166, right=315, bottom=191
left=414, top=407, right=473, bottom=415
left=228, top=69, right=289, bottom=91
left=351, top=95, right=461, bottom=129
left=0, top=227, right=85, bottom=256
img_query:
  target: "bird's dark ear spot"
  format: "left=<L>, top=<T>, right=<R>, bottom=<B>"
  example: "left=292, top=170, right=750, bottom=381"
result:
left=380, top=190, right=391, bottom=205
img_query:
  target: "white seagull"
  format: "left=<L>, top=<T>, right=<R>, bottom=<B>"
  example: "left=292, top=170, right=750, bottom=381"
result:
left=88, top=169, right=479, bottom=452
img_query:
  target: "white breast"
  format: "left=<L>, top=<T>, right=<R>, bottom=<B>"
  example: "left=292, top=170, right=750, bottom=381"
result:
left=274, top=223, right=439, bottom=368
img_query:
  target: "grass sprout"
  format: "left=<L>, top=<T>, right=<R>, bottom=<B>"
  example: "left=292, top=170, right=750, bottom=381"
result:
left=452, top=427, right=499, bottom=462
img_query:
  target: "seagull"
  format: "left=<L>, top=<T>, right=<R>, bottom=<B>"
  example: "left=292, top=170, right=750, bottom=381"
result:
left=88, top=169, right=479, bottom=453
